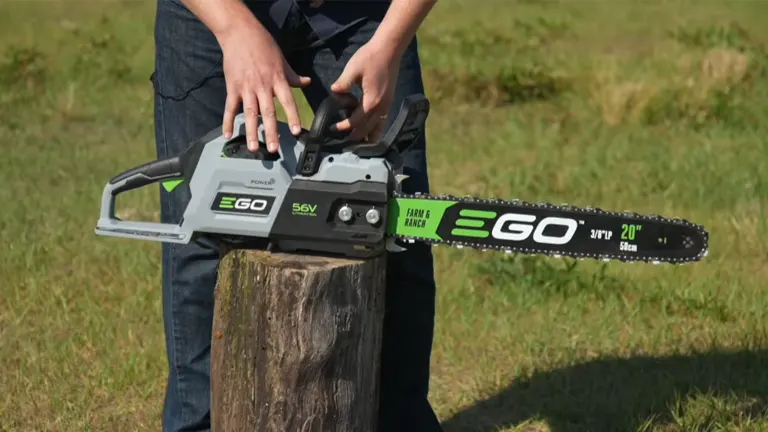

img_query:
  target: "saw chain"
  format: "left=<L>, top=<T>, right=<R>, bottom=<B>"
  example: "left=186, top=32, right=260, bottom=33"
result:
left=386, top=191, right=709, bottom=265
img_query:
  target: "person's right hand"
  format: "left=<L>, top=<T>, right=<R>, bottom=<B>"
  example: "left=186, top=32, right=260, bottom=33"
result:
left=217, top=17, right=311, bottom=153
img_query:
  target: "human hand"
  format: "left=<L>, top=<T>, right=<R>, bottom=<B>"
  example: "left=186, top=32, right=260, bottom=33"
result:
left=330, top=40, right=401, bottom=143
left=217, top=18, right=311, bottom=152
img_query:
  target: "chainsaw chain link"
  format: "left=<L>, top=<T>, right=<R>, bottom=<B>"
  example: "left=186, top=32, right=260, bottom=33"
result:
left=386, top=192, right=709, bottom=265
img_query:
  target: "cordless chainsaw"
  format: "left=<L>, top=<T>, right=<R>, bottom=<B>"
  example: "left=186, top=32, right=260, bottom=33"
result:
left=94, top=94, right=708, bottom=264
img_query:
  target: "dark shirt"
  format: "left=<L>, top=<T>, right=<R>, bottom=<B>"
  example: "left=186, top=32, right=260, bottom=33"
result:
left=257, top=0, right=392, bottom=49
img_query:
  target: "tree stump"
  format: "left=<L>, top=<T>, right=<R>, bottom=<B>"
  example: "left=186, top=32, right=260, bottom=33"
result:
left=210, top=249, right=387, bottom=432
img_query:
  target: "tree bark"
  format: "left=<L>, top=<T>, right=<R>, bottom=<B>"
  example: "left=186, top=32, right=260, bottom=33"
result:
left=210, top=249, right=386, bottom=432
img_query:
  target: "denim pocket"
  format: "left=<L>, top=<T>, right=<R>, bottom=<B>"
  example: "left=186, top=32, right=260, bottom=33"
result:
left=152, top=0, right=224, bottom=100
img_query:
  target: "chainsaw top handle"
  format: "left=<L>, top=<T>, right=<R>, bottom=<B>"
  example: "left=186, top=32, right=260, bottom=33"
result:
left=296, top=93, right=431, bottom=177
left=347, top=94, right=430, bottom=158
left=307, top=93, right=358, bottom=141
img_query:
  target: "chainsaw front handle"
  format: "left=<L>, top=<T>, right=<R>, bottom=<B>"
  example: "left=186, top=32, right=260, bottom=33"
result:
left=95, top=156, right=192, bottom=244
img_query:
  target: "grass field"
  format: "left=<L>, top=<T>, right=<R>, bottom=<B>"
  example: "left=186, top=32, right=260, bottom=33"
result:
left=2, top=0, right=768, bottom=431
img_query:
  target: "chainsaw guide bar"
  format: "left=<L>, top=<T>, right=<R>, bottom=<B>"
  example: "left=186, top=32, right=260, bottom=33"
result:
left=387, top=192, right=709, bottom=265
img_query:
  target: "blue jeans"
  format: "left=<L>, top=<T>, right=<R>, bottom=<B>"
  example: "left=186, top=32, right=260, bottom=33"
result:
left=152, top=1, right=441, bottom=430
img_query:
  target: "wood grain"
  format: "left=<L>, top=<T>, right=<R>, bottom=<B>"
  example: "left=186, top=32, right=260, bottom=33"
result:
left=211, top=249, right=386, bottom=432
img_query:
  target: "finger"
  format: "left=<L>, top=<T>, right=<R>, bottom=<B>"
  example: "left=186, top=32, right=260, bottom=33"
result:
left=367, top=114, right=387, bottom=143
left=257, top=90, right=279, bottom=153
left=284, top=65, right=312, bottom=88
left=334, top=93, right=360, bottom=112
left=274, top=82, right=302, bottom=136
left=331, top=68, right=360, bottom=94
left=350, top=111, right=383, bottom=141
left=242, top=90, right=260, bottom=151
left=222, top=89, right=240, bottom=139
left=332, top=105, right=367, bottom=133
left=369, top=104, right=392, bottom=142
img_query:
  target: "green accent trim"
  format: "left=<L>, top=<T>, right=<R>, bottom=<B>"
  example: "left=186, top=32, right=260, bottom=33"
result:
left=455, top=218, right=485, bottom=228
left=459, top=209, right=496, bottom=219
left=162, top=179, right=184, bottom=192
left=451, top=228, right=490, bottom=238
left=387, top=198, right=456, bottom=240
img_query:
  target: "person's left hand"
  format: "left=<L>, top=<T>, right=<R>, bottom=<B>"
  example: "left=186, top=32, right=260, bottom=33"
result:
left=330, top=39, right=401, bottom=143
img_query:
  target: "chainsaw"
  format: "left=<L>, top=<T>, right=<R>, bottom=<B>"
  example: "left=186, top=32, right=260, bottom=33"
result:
left=94, top=94, right=708, bottom=264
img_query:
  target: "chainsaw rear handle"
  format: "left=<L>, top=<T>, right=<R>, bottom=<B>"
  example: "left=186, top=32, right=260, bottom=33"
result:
left=95, top=156, right=190, bottom=243
left=108, top=156, right=183, bottom=195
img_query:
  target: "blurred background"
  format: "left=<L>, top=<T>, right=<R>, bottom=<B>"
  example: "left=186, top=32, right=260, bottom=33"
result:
left=1, top=0, right=767, bottom=430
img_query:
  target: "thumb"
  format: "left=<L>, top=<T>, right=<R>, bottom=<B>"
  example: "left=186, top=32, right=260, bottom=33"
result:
left=331, top=67, right=359, bottom=94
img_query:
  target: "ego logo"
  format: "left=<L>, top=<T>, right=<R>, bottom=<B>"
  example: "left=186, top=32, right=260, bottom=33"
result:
left=212, top=193, right=275, bottom=216
left=221, top=197, right=268, bottom=211
left=451, top=209, right=580, bottom=245
left=492, top=214, right=578, bottom=245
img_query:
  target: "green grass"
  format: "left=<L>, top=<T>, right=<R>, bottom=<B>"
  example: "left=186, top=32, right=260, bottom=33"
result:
left=2, top=1, right=767, bottom=431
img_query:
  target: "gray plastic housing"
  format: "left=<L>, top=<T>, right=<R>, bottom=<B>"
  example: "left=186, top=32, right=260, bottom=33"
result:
left=94, top=114, right=394, bottom=244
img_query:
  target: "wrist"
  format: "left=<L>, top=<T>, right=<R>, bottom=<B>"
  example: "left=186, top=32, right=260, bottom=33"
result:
left=369, top=31, right=409, bottom=59
left=191, top=1, right=264, bottom=47
left=215, top=14, right=262, bottom=45
left=369, top=0, right=437, bottom=58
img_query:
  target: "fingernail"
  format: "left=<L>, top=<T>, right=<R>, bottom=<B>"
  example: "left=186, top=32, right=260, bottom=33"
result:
left=248, top=140, right=258, bottom=150
left=223, top=131, right=232, bottom=139
left=291, top=125, right=301, bottom=135
left=269, top=142, right=278, bottom=152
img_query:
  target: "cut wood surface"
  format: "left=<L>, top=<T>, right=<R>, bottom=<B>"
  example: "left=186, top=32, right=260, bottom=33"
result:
left=211, top=249, right=387, bottom=432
